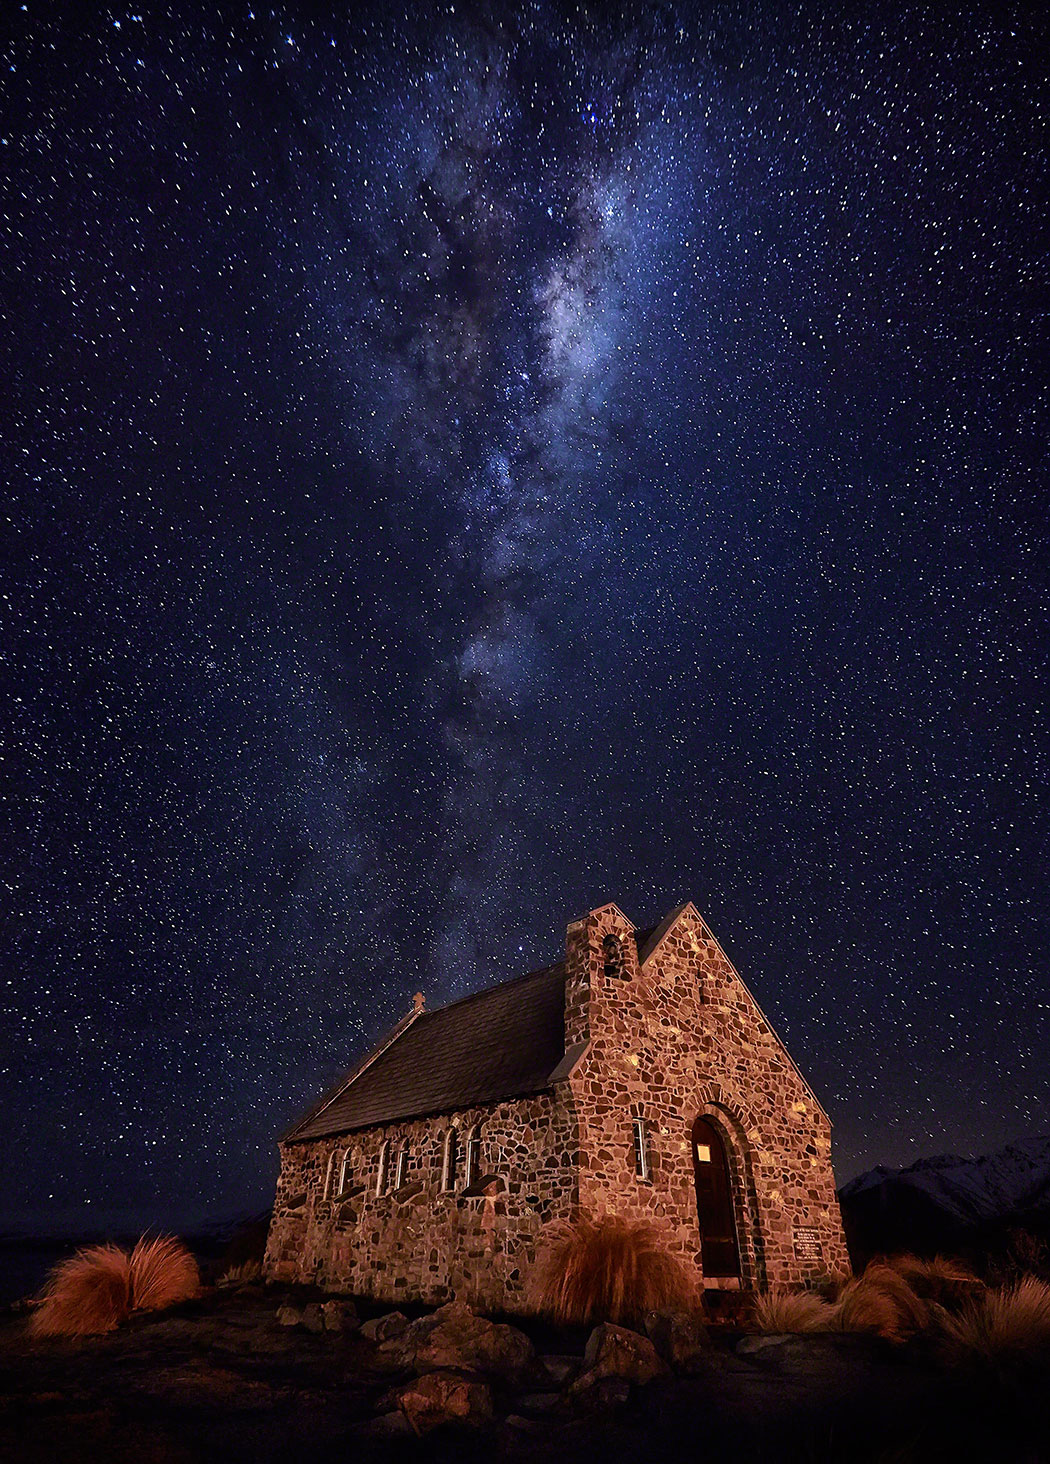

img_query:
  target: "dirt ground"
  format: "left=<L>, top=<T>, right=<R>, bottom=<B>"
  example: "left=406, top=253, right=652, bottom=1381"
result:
left=1, top=1285, right=1048, bottom=1464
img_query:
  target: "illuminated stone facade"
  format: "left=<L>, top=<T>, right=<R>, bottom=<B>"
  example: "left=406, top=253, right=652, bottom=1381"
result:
left=264, top=901, right=850, bottom=1308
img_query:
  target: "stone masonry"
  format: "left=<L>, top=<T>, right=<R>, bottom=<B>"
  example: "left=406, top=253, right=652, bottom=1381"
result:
left=264, top=901, right=850, bottom=1309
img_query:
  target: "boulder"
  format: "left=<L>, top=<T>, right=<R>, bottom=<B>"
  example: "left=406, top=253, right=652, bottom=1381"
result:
left=356, top=1411, right=414, bottom=1439
left=644, top=1309, right=710, bottom=1372
left=299, top=1303, right=325, bottom=1334
left=540, top=1354, right=580, bottom=1387
left=395, top=1369, right=494, bottom=1435
left=571, top=1375, right=631, bottom=1413
left=275, top=1306, right=301, bottom=1328
left=380, top=1298, right=534, bottom=1386
left=579, top=1323, right=668, bottom=1386
left=320, top=1299, right=357, bottom=1333
left=360, top=1311, right=409, bottom=1343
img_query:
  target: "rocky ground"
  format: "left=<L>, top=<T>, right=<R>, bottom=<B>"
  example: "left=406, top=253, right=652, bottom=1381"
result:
left=1, top=1285, right=1048, bottom=1464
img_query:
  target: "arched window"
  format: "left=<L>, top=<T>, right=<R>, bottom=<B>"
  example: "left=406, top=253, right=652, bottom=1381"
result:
left=376, top=1139, right=392, bottom=1196
left=325, top=1151, right=338, bottom=1199
left=442, top=1129, right=459, bottom=1192
left=466, top=1125, right=483, bottom=1188
left=395, top=1147, right=409, bottom=1190
left=337, top=1149, right=353, bottom=1198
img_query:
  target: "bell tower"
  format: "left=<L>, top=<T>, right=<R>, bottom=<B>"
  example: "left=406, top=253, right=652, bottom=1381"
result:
left=562, top=901, right=638, bottom=1049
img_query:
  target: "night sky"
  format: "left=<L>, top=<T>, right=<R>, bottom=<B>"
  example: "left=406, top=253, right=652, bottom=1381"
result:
left=3, top=2, right=1047, bottom=1234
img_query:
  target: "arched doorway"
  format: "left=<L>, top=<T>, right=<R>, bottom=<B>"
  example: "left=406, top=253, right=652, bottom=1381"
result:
left=692, top=1116, right=741, bottom=1278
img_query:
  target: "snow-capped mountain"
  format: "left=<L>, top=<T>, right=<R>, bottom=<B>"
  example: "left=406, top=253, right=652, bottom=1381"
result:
left=839, top=1136, right=1050, bottom=1262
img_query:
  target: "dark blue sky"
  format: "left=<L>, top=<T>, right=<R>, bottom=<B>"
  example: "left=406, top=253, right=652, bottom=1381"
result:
left=3, top=1, right=1047, bottom=1232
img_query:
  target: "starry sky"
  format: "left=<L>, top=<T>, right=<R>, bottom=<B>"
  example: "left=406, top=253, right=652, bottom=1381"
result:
left=3, top=1, right=1047, bottom=1233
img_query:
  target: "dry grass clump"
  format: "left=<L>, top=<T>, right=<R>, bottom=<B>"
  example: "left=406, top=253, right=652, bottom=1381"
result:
left=217, top=1259, right=262, bottom=1288
left=937, top=1276, right=1050, bottom=1363
left=129, top=1236, right=200, bottom=1313
left=857, top=1263, right=931, bottom=1336
left=828, top=1275, right=908, bottom=1342
left=754, top=1287, right=835, bottom=1334
left=29, top=1234, right=199, bottom=1339
left=880, top=1253, right=984, bottom=1308
left=753, top=1267, right=929, bottom=1343
left=532, top=1213, right=695, bottom=1328
left=29, top=1244, right=132, bottom=1338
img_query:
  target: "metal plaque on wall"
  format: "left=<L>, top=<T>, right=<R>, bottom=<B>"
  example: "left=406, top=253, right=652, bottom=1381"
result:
left=793, top=1226, right=823, bottom=1262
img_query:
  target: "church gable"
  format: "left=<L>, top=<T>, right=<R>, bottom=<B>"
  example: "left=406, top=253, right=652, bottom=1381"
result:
left=635, top=901, right=827, bottom=1121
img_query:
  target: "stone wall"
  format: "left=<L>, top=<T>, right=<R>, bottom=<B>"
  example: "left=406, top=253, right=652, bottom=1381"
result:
left=265, top=1091, right=579, bottom=1310
left=564, top=903, right=850, bottom=1289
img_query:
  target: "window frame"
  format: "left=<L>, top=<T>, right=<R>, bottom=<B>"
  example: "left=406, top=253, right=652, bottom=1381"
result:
left=376, top=1139, right=392, bottom=1195
left=466, top=1125, right=483, bottom=1188
left=632, top=1116, right=651, bottom=1182
left=442, top=1128, right=459, bottom=1193
left=395, top=1147, right=409, bottom=1190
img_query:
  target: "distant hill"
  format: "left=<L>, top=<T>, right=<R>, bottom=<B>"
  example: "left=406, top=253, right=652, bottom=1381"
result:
left=839, top=1135, right=1050, bottom=1269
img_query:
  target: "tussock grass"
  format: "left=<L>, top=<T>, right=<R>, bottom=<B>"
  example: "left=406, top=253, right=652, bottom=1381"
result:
left=217, top=1259, right=262, bottom=1287
left=880, top=1253, right=984, bottom=1308
left=531, top=1213, right=694, bottom=1328
left=29, top=1244, right=132, bottom=1338
left=825, top=1270, right=925, bottom=1346
left=129, top=1236, right=200, bottom=1312
left=29, top=1234, right=199, bottom=1338
left=937, top=1276, right=1050, bottom=1363
left=855, top=1263, right=930, bottom=1336
left=754, top=1287, right=835, bottom=1333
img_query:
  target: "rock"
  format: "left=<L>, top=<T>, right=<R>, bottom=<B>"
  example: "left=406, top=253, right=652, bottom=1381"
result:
left=514, top=1392, right=562, bottom=1414
left=571, top=1375, right=631, bottom=1413
left=540, top=1353, right=579, bottom=1386
left=299, top=1303, right=325, bottom=1334
left=567, top=1323, right=666, bottom=1411
left=275, top=1306, right=301, bottom=1328
left=356, top=1411, right=414, bottom=1439
left=360, top=1311, right=409, bottom=1343
left=505, top=1413, right=545, bottom=1432
left=321, top=1299, right=357, bottom=1332
left=580, top=1323, right=667, bottom=1386
left=737, top=1332, right=793, bottom=1356
left=380, top=1298, right=534, bottom=1386
left=644, top=1309, right=710, bottom=1372
left=395, top=1369, right=494, bottom=1435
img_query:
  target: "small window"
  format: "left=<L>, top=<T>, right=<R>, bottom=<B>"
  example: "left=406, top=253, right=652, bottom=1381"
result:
left=466, top=1126, right=483, bottom=1187
left=377, top=1139, right=392, bottom=1196
left=325, top=1151, right=338, bottom=1199
left=337, top=1150, right=353, bottom=1198
left=632, top=1117, right=650, bottom=1181
left=442, top=1129, right=459, bottom=1192
left=695, top=1143, right=712, bottom=1163
left=395, top=1148, right=409, bottom=1189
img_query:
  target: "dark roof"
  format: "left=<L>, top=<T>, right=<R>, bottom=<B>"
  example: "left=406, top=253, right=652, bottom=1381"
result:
left=633, top=925, right=657, bottom=961
left=287, top=962, right=567, bottom=1141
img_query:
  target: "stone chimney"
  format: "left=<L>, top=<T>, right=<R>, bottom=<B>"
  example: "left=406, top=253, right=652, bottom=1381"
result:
left=563, top=902, right=637, bottom=1049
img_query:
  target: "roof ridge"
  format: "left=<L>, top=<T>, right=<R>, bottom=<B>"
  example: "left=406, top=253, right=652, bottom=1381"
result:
left=415, top=960, right=564, bottom=1021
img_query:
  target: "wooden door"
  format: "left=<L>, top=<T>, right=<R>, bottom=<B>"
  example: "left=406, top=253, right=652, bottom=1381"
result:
left=692, top=1117, right=741, bottom=1277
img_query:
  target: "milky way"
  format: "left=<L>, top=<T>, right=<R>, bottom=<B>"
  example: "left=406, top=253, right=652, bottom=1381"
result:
left=2, top=2, right=1047, bottom=1229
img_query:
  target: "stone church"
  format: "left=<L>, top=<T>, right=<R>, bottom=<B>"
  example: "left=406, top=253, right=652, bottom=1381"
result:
left=264, top=901, right=850, bottom=1309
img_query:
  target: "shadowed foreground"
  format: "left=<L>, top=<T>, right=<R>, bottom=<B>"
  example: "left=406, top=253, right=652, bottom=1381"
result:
left=1, top=1285, right=1048, bottom=1464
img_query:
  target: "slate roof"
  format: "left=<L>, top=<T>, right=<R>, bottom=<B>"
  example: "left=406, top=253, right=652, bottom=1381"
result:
left=287, top=961, right=568, bottom=1142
